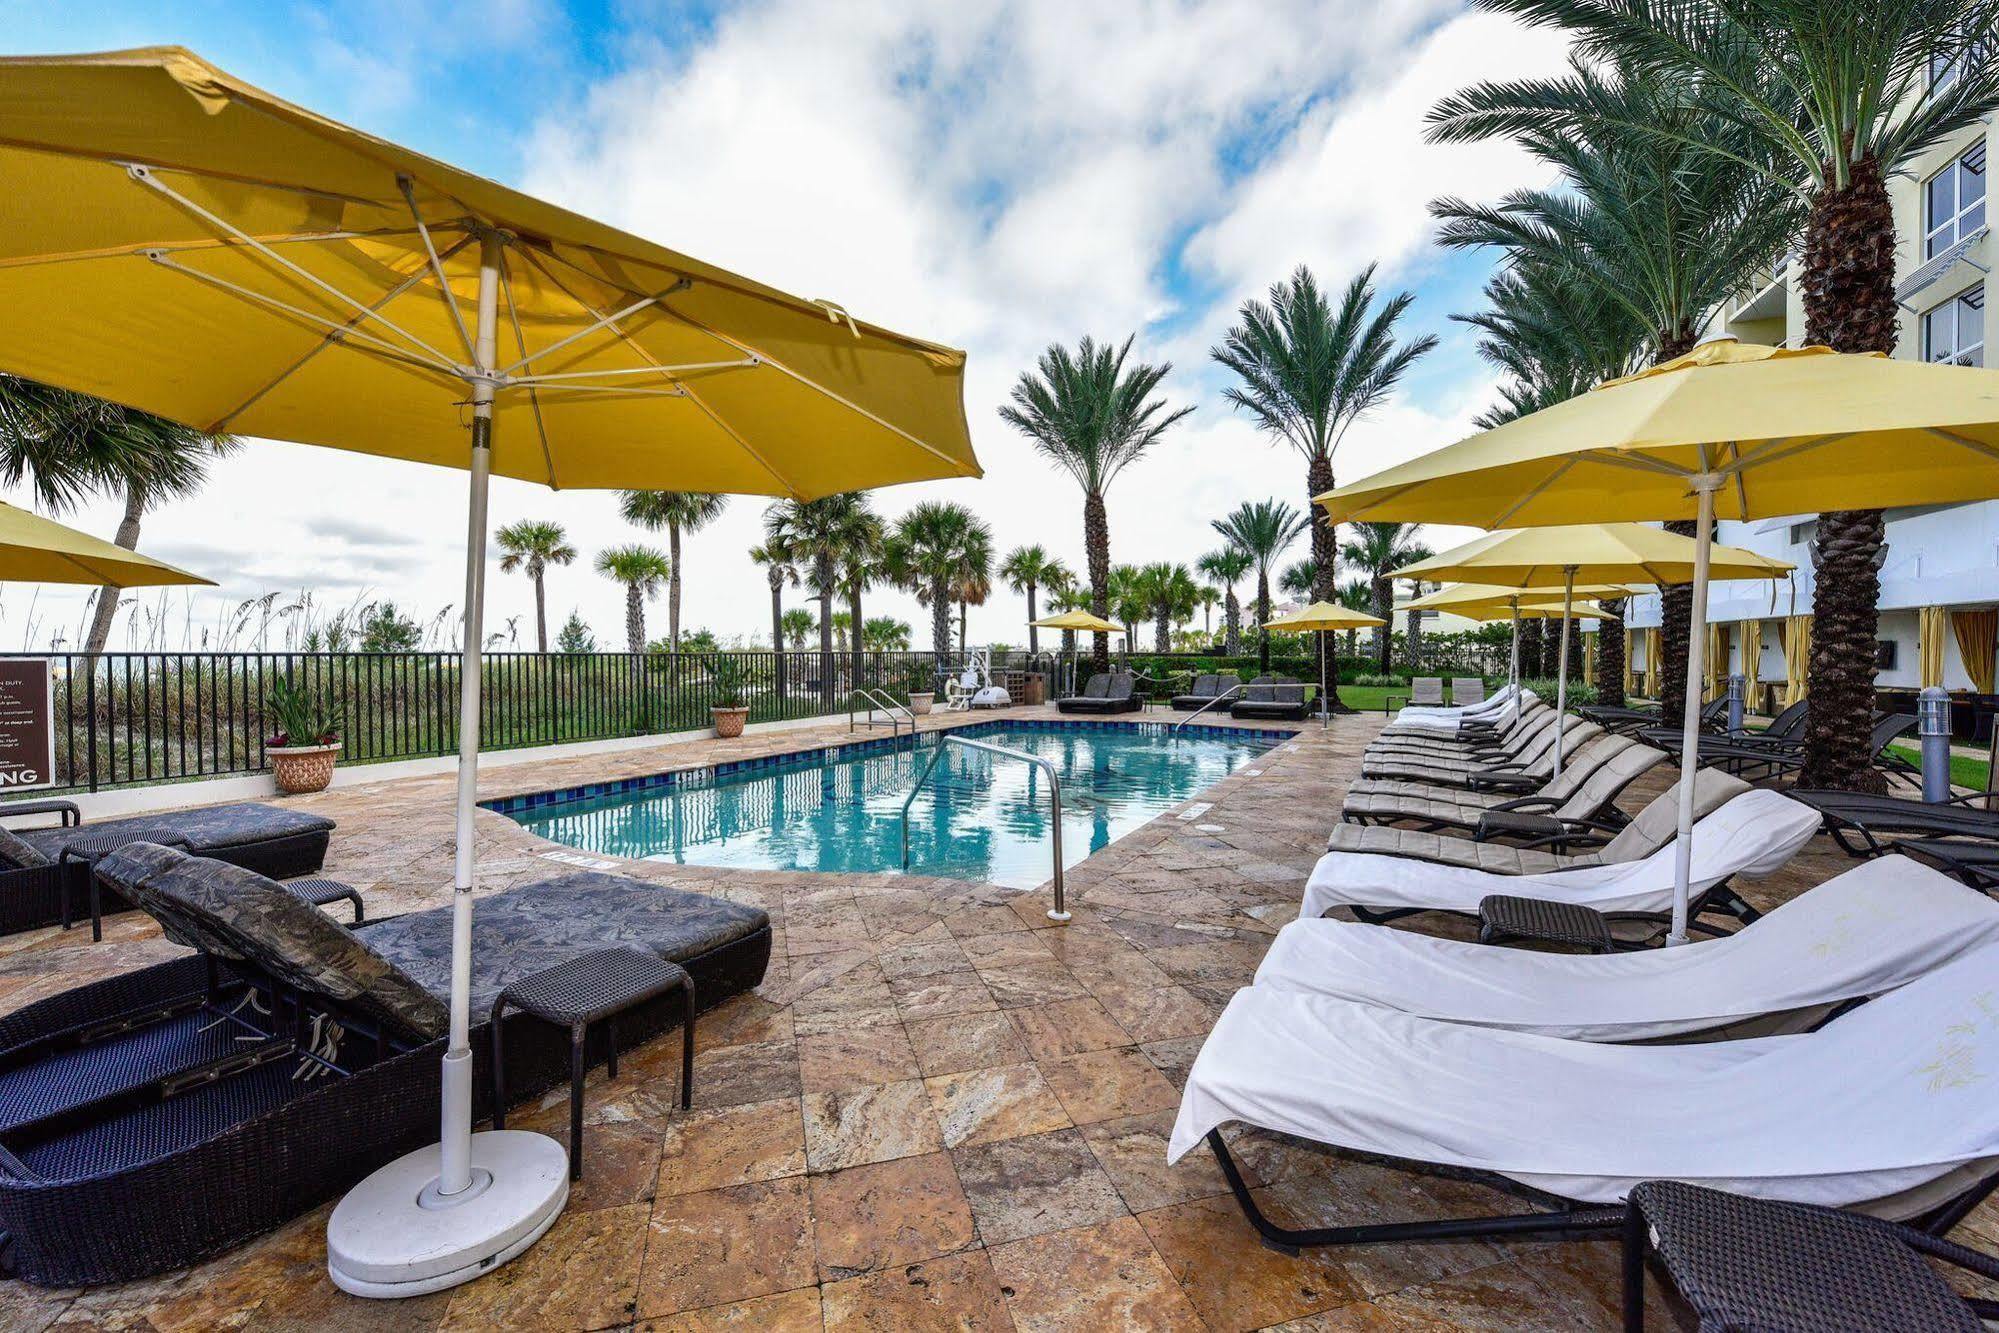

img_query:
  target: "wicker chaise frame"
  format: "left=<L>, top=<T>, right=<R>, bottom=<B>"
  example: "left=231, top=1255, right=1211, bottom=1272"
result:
left=0, top=920, right=770, bottom=1287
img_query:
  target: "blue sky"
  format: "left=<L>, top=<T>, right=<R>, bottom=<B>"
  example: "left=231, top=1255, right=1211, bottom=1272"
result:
left=0, top=1, right=1568, bottom=652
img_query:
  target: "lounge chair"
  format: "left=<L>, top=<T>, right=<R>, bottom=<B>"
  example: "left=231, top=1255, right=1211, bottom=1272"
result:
left=0, top=798, right=335, bottom=937
left=1585, top=696, right=1722, bottom=738
left=1342, top=735, right=1666, bottom=837
left=1639, top=697, right=1808, bottom=753
left=1383, top=677, right=1444, bottom=713
left=1169, top=673, right=1241, bottom=712
left=1385, top=685, right=1531, bottom=733
left=1167, top=944, right=1999, bottom=1252
left=0, top=842, right=771, bottom=1287
left=1229, top=676, right=1309, bottom=721
left=1055, top=670, right=1139, bottom=714
left=1257, top=855, right=1999, bottom=1039
left=1677, top=713, right=1919, bottom=787
left=1791, top=788, right=1999, bottom=859
left=1367, top=700, right=1552, bottom=757
left=1306, top=780, right=1819, bottom=928
left=1359, top=713, right=1577, bottom=787
left=1451, top=677, right=1487, bottom=705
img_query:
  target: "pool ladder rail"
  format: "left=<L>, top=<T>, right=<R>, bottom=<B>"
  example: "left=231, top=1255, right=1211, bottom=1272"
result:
left=898, top=734, right=1070, bottom=923
left=1172, top=684, right=1243, bottom=734
left=848, top=688, right=916, bottom=747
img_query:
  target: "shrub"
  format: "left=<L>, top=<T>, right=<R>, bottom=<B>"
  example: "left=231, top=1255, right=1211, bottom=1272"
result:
left=1351, top=673, right=1407, bottom=689
left=1522, top=677, right=1598, bottom=706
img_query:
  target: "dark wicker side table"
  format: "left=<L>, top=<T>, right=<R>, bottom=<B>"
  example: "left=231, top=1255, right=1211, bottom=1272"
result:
left=1623, top=1179, right=1992, bottom=1332
left=1477, top=893, right=1614, bottom=952
left=281, top=876, right=366, bottom=922
left=490, top=947, right=694, bottom=1181
left=58, top=827, right=190, bottom=941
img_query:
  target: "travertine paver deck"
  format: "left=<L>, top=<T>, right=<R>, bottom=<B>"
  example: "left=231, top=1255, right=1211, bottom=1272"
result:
left=1, top=705, right=1993, bottom=1330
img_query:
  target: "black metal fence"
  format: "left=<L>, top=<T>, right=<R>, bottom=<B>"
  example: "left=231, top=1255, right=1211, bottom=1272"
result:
left=35, top=649, right=967, bottom=795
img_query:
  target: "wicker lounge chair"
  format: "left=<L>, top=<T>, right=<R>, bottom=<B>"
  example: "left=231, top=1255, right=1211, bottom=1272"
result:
left=0, top=842, right=771, bottom=1287
left=1056, top=670, right=1140, bottom=714
left=1258, top=855, right=1999, bottom=1038
left=1169, top=673, right=1241, bottom=711
left=0, top=798, right=335, bottom=937
left=1342, top=735, right=1666, bottom=837
left=1307, top=781, right=1819, bottom=934
left=1229, top=675, right=1310, bottom=721
left=1168, top=946, right=1999, bottom=1254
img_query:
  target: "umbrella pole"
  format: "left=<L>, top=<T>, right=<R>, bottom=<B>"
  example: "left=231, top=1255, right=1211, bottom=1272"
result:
left=1508, top=608, right=1519, bottom=692
left=1553, top=568, right=1574, bottom=775
left=1319, top=630, right=1328, bottom=729
left=1669, top=481, right=1720, bottom=946
left=328, top=231, right=568, bottom=1299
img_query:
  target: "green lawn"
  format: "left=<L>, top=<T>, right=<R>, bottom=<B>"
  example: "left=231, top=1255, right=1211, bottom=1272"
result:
left=1887, top=743, right=1991, bottom=792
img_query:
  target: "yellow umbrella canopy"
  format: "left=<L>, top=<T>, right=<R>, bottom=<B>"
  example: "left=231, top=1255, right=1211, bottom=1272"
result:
left=0, top=48, right=978, bottom=496
left=1262, top=601, right=1385, bottom=631
left=1402, top=581, right=1631, bottom=614
left=1407, top=595, right=1621, bottom=623
left=0, top=501, right=212, bottom=586
left=1395, top=524, right=1793, bottom=587
left=1032, top=610, right=1125, bottom=634
left=1315, top=340, right=1999, bottom=527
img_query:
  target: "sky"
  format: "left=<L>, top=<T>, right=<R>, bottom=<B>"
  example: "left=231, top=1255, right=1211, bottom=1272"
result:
left=0, top=0, right=1572, bottom=655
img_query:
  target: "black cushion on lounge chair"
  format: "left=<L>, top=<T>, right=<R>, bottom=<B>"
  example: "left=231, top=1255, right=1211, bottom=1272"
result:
left=1231, top=676, right=1309, bottom=721
left=19, top=801, right=333, bottom=864
left=1170, top=673, right=1219, bottom=710
left=1059, top=670, right=1141, bottom=714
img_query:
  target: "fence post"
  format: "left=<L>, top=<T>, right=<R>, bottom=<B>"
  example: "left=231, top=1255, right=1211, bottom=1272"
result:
left=83, top=659, right=99, bottom=793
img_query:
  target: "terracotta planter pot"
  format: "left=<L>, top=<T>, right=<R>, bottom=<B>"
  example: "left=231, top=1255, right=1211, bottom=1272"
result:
left=711, top=706, right=749, bottom=739
left=907, top=692, right=934, bottom=716
left=268, top=742, right=340, bottom=795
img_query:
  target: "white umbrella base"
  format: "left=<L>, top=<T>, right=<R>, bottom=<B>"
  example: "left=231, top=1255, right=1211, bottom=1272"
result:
left=326, top=1130, right=569, bottom=1298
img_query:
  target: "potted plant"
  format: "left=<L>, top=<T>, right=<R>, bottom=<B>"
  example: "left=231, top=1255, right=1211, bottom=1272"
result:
left=264, top=678, right=344, bottom=794
left=709, top=660, right=750, bottom=738
left=905, top=666, right=935, bottom=716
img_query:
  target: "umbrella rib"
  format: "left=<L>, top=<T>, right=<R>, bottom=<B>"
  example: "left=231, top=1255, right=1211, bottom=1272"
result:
left=1925, top=427, right=1999, bottom=461
left=510, top=361, right=757, bottom=385
left=498, top=252, right=559, bottom=490
left=492, top=284, right=689, bottom=379
left=0, top=224, right=440, bottom=273
left=398, top=176, right=476, bottom=362
left=147, top=251, right=464, bottom=383
left=0, top=136, right=386, bottom=208
left=1488, top=458, right=1578, bottom=528
left=206, top=233, right=477, bottom=434
left=128, top=164, right=463, bottom=369
left=514, top=249, right=803, bottom=496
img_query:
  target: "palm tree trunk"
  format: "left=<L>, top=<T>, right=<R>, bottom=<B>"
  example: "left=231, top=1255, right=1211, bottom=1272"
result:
left=817, top=577, right=835, bottom=707
left=849, top=583, right=864, bottom=699
left=83, top=481, right=145, bottom=655
left=1306, top=451, right=1342, bottom=709
left=1156, top=606, right=1170, bottom=653
left=533, top=568, right=548, bottom=654
left=1648, top=320, right=1703, bottom=724
left=1026, top=585, right=1039, bottom=657
left=769, top=573, right=786, bottom=699
left=1371, top=578, right=1391, bottom=672
left=1405, top=608, right=1421, bottom=670
left=1224, top=589, right=1240, bottom=656
left=1084, top=489, right=1112, bottom=674
left=667, top=522, right=682, bottom=651
left=958, top=600, right=969, bottom=654
left=1798, top=156, right=1897, bottom=792
left=1594, top=597, right=1626, bottom=708
left=930, top=578, right=951, bottom=661
left=1256, top=571, right=1272, bottom=671
left=625, top=584, right=643, bottom=655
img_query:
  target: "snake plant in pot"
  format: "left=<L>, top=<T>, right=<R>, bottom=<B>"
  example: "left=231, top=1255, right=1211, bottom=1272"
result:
left=709, top=660, right=750, bottom=738
left=264, top=677, right=345, bottom=793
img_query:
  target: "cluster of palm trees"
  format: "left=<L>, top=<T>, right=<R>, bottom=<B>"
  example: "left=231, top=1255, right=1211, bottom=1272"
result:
left=1427, top=0, right=1999, bottom=791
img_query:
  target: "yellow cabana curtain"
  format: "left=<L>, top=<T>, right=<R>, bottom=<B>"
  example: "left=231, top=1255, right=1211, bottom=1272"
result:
left=1782, top=615, right=1812, bottom=706
left=1624, top=626, right=1641, bottom=697
left=1951, top=608, right=1998, bottom=693
left=1704, top=623, right=1727, bottom=701
left=1918, top=606, right=1949, bottom=689
left=1740, top=617, right=1761, bottom=712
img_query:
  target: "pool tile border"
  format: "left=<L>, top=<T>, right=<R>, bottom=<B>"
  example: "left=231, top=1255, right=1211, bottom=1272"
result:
left=479, top=718, right=1297, bottom=817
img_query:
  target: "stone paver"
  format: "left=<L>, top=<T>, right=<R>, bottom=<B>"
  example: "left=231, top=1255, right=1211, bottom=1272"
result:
left=0, top=702, right=1982, bottom=1329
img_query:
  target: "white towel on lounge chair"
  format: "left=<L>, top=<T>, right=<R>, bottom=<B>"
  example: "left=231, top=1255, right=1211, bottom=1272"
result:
left=1261, top=856, right=1999, bottom=1040
left=1166, top=944, right=1999, bottom=1215
left=1299, top=788, right=1819, bottom=920
left=1389, top=688, right=1532, bottom=731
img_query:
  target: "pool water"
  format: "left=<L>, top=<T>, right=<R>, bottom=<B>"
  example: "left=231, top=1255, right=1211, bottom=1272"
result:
left=500, top=722, right=1283, bottom=889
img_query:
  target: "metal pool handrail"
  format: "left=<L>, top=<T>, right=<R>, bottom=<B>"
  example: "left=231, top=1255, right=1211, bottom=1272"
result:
left=1173, top=684, right=1243, bottom=734
left=899, top=734, right=1070, bottom=922
left=849, top=688, right=914, bottom=746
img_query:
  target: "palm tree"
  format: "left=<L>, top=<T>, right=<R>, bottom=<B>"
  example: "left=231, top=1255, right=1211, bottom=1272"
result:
left=953, top=528, right=994, bottom=654
left=618, top=492, right=727, bottom=652
left=863, top=616, right=912, bottom=652
left=494, top=520, right=577, bottom=653
left=1198, top=547, right=1252, bottom=656
left=747, top=542, right=798, bottom=654
left=1211, top=266, right=1437, bottom=620
left=1000, top=335, right=1193, bottom=672
left=1337, top=578, right=1375, bottom=658
left=0, top=375, right=239, bottom=655
left=595, top=544, right=670, bottom=653
left=1439, top=1, right=1999, bottom=787
left=1046, top=581, right=1091, bottom=656
left=1134, top=563, right=1199, bottom=651
left=763, top=493, right=874, bottom=705
left=1106, top=565, right=1146, bottom=644
left=1433, top=59, right=1800, bottom=728
left=829, top=610, right=853, bottom=654
left=888, top=501, right=993, bottom=661
left=1002, top=545, right=1070, bottom=656
left=1280, top=557, right=1320, bottom=603
left=836, top=505, right=886, bottom=694
left=1194, top=584, right=1220, bottom=641
left=1341, top=522, right=1433, bottom=672
left=780, top=606, right=816, bottom=650
left=1212, top=500, right=1309, bottom=670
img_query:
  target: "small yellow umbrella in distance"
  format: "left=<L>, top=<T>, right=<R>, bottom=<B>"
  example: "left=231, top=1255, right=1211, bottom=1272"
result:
left=1263, top=602, right=1385, bottom=728
left=0, top=501, right=213, bottom=587
left=1031, top=610, right=1124, bottom=697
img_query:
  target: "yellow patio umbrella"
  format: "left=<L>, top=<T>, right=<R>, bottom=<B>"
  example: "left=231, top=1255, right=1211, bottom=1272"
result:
left=0, top=501, right=212, bottom=587
left=1402, top=580, right=1630, bottom=691
left=1393, top=524, right=1792, bottom=778
left=1318, top=338, right=1999, bottom=944
left=1262, top=601, right=1385, bottom=728
left=0, top=48, right=978, bottom=1296
left=1032, top=610, right=1125, bottom=695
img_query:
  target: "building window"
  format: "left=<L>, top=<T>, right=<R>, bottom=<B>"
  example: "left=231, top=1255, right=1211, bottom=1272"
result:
left=1932, top=31, right=1994, bottom=93
left=1925, top=288, right=1986, bottom=367
left=1925, top=141, right=1986, bottom=259
left=1787, top=519, right=1817, bottom=548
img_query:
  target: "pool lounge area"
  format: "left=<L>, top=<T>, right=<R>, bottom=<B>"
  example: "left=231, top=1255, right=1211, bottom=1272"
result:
left=2, top=701, right=1995, bottom=1330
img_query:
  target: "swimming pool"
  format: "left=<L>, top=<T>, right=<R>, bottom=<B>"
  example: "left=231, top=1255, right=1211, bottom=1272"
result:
left=490, top=720, right=1287, bottom=888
